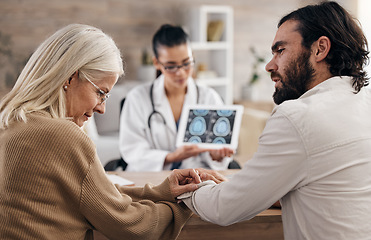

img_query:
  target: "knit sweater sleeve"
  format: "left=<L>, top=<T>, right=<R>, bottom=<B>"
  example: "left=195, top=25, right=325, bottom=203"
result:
left=79, top=139, right=192, bottom=240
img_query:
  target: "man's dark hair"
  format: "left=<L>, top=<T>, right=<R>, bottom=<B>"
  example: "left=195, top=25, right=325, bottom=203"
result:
left=152, top=24, right=189, bottom=59
left=279, top=1, right=369, bottom=92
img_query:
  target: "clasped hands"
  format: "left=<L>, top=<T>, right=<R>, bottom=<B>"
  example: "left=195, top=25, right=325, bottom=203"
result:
left=168, top=168, right=227, bottom=198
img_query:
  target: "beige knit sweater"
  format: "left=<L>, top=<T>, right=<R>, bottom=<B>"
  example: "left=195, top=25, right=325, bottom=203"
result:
left=0, top=112, right=192, bottom=240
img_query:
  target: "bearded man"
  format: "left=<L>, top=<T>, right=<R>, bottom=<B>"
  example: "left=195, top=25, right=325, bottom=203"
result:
left=179, top=2, right=371, bottom=239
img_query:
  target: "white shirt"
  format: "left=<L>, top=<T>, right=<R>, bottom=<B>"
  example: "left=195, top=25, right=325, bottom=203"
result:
left=119, top=75, right=231, bottom=171
left=185, top=76, right=371, bottom=239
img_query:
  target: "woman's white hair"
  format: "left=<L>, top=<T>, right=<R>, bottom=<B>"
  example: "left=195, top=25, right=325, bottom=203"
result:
left=0, top=23, right=124, bottom=129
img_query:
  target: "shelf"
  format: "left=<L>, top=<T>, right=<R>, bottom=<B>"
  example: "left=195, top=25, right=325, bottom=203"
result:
left=191, top=41, right=231, bottom=50
left=186, top=5, right=233, bottom=104
left=196, top=77, right=229, bottom=86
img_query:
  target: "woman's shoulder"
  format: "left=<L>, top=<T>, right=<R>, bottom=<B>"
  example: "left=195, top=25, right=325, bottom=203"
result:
left=198, top=84, right=218, bottom=94
left=197, top=85, right=223, bottom=104
left=3, top=112, right=97, bottom=176
left=126, top=82, right=152, bottom=98
left=17, top=112, right=92, bottom=146
left=124, top=82, right=153, bottom=108
left=32, top=112, right=81, bottom=129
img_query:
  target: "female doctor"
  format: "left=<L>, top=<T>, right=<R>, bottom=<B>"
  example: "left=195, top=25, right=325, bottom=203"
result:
left=119, top=24, right=234, bottom=171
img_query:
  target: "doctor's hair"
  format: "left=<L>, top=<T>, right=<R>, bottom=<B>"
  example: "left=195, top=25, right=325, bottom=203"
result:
left=0, top=23, right=124, bottom=129
left=279, top=1, right=369, bottom=92
left=152, top=24, right=190, bottom=59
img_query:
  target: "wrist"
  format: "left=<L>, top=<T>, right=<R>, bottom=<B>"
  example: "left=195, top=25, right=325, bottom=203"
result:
left=165, top=152, right=175, bottom=164
left=210, top=152, right=223, bottom=161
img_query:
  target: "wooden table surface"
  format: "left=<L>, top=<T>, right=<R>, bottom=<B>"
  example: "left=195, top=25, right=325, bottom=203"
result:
left=95, top=170, right=283, bottom=240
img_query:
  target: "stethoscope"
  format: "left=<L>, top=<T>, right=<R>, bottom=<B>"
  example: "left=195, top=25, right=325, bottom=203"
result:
left=147, top=80, right=200, bottom=149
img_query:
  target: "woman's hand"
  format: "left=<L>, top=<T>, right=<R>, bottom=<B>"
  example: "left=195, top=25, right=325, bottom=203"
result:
left=165, top=145, right=209, bottom=164
left=168, top=169, right=202, bottom=198
left=208, top=147, right=235, bottom=161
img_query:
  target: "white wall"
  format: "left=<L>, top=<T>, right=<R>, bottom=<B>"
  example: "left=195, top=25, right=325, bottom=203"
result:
left=358, top=0, right=371, bottom=88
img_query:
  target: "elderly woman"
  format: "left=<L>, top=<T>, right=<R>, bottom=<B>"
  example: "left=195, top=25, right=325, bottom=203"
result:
left=0, top=24, right=224, bottom=240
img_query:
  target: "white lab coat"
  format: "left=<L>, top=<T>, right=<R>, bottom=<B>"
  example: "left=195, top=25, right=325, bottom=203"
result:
left=119, top=75, right=231, bottom=171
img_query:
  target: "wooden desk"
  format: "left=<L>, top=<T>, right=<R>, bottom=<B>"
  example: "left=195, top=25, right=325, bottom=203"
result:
left=95, top=170, right=283, bottom=240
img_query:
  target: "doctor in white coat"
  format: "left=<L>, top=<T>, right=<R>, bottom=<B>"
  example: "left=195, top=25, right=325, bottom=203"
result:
left=119, top=24, right=234, bottom=171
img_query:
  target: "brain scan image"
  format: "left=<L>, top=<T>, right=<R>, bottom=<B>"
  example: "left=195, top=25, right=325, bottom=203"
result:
left=217, top=110, right=233, bottom=117
left=193, top=109, right=209, bottom=116
left=183, top=109, right=236, bottom=145
left=213, top=117, right=230, bottom=137
left=212, top=137, right=227, bottom=144
left=188, top=136, right=202, bottom=143
left=189, top=116, right=207, bottom=135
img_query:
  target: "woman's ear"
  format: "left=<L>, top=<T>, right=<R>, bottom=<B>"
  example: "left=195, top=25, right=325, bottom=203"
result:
left=313, top=36, right=331, bottom=62
left=152, top=56, right=161, bottom=70
left=63, top=71, right=79, bottom=89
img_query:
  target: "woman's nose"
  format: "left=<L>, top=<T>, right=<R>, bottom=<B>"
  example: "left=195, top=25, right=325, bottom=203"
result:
left=175, top=66, right=187, bottom=76
left=94, top=102, right=106, bottom=114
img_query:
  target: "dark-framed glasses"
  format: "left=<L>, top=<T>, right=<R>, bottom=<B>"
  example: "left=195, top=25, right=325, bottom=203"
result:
left=85, top=78, right=110, bottom=105
left=158, top=59, right=195, bottom=73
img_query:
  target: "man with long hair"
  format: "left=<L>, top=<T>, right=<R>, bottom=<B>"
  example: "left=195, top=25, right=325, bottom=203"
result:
left=179, top=2, right=371, bottom=239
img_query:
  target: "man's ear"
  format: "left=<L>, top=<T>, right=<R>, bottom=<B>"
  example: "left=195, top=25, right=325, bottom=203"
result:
left=313, top=36, right=331, bottom=62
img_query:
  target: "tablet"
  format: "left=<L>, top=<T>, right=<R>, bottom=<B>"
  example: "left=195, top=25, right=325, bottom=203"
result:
left=176, top=104, right=244, bottom=149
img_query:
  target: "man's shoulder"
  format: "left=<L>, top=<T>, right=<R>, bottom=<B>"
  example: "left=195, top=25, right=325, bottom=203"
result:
left=274, top=77, right=352, bottom=119
left=273, top=99, right=309, bottom=118
left=272, top=87, right=338, bottom=129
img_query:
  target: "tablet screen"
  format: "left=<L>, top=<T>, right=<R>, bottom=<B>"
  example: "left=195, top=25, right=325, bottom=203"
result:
left=176, top=105, right=244, bottom=149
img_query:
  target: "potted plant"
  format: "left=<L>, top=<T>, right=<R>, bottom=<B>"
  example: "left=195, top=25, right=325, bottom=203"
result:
left=242, top=47, right=272, bottom=101
left=137, top=48, right=156, bottom=82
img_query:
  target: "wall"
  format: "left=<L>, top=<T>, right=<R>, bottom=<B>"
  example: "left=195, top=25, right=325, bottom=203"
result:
left=0, top=0, right=357, bottom=100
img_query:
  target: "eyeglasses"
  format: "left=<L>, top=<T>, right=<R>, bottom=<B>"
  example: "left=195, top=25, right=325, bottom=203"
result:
left=158, top=59, right=195, bottom=73
left=85, top=78, right=110, bottom=105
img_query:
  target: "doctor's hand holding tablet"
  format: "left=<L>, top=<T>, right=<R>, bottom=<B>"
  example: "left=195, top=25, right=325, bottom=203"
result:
left=173, top=104, right=243, bottom=164
left=165, top=145, right=235, bottom=164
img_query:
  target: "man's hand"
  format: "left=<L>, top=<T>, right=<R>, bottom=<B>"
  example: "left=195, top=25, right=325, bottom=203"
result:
left=195, top=168, right=228, bottom=184
left=168, top=169, right=201, bottom=198
left=168, top=168, right=229, bottom=198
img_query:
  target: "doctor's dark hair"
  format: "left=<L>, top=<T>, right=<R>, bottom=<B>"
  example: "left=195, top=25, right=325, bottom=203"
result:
left=152, top=24, right=190, bottom=59
left=279, top=1, right=369, bottom=92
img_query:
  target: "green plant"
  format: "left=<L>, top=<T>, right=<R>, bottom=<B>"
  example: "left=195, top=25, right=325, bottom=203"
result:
left=141, top=48, right=152, bottom=65
left=249, top=47, right=266, bottom=85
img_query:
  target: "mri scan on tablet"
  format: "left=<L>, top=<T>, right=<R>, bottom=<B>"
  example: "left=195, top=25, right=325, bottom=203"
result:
left=176, top=105, right=244, bottom=149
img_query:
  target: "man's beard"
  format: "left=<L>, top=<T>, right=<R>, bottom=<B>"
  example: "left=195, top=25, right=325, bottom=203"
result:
left=272, top=49, right=316, bottom=105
